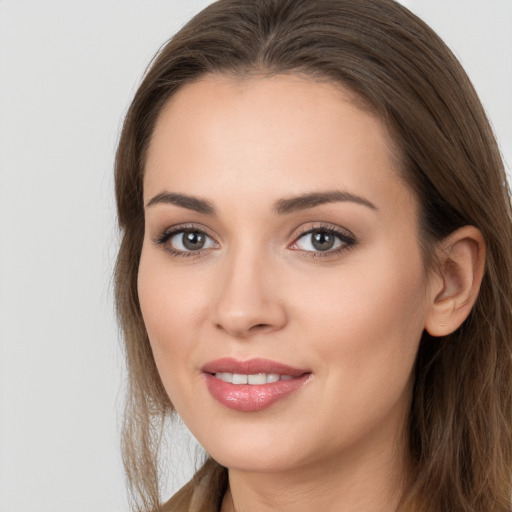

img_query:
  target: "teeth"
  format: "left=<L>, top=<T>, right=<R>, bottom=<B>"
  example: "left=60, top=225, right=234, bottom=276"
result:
left=214, top=372, right=294, bottom=384
left=216, top=372, right=233, bottom=383
left=232, top=373, right=248, bottom=385
left=248, top=373, right=266, bottom=385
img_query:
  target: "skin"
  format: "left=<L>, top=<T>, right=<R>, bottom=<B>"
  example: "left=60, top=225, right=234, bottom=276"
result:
left=138, top=75, right=482, bottom=511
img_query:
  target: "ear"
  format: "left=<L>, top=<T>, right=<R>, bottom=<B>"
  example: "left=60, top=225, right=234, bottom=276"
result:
left=425, top=225, right=485, bottom=337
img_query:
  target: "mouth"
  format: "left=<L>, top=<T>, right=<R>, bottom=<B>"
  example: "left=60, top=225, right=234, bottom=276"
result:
left=201, top=357, right=311, bottom=412
left=213, top=372, right=296, bottom=384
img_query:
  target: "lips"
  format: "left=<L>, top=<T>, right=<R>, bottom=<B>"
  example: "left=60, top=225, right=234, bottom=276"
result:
left=201, top=357, right=311, bottom=412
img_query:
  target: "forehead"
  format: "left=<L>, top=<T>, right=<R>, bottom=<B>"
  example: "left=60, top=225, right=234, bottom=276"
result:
left=144, top=74, right=411, bottom=214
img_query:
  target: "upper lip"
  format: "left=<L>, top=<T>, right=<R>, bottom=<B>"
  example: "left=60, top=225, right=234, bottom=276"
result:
left=201, top=357, right=309, bottom=376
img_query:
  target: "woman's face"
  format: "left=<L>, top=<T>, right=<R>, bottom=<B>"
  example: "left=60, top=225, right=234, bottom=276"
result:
left=138, top=75, right=433, bottom=474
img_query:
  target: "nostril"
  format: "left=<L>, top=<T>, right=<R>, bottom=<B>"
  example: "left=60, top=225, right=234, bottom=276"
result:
left=250, top=323, right=272, bottom=331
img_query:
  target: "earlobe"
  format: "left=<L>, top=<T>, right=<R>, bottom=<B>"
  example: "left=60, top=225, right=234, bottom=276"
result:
left=425, top=226, right=485, bottom=337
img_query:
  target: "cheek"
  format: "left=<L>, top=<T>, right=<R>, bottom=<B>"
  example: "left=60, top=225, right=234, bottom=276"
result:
left=295, top=248, right=428, bottom=401
left=137, top=250, right=191, bottom=361
left=137, top=260, right=191, bottom=413
left=137, top=246, right=214, bottom=400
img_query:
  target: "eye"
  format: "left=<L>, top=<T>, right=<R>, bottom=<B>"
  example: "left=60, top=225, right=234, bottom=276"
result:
left=155, top=226, right=218, bottom=256
left=170, top=230, right=216, bottom=251
left=291, top=226, right=355, bottom=254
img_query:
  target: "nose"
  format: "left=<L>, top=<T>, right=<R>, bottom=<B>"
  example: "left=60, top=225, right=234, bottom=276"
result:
left=211, top=246, right=288, bottom=338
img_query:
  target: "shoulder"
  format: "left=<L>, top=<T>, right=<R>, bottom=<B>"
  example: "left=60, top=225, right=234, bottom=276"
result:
left=161, top=458, right=228, bottom=512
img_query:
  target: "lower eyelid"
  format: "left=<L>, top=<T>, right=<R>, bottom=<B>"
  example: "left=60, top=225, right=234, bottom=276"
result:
left=152, top=224, right=355, bottom=258
left=290, top=226, right=356, bottom=250
left=170, top=231, right=216, bottom=249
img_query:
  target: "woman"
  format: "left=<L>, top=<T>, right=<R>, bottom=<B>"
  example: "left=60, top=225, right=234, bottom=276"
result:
left=114, top=0, right=512, bottom=510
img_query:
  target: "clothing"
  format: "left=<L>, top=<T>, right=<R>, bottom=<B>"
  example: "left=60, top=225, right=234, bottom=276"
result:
left=162, top=458, right=227, bottom=512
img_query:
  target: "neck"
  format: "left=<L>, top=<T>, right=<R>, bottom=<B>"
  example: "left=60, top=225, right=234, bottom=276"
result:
left=221, top=430, right=411, bottom=512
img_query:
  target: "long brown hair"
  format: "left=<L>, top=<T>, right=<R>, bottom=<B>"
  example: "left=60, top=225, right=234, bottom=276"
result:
left=114, top=0, right=512, bottom=510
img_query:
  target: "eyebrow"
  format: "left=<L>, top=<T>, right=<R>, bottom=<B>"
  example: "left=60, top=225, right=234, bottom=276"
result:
left=272, top=191, right=377, bottom=214
left=146, top=192, right=215, bottom=215
left=145, top=190, right=377, bottom=215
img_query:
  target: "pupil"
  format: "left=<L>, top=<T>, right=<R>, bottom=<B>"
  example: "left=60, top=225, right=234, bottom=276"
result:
left=312, top=231, right=334, bottom=251
left=183, top=231, right=205, bottom=250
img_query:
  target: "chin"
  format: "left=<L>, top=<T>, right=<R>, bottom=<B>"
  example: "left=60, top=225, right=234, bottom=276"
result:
left=191, top=416, right=313, bottom=473
left=209, top=443, right=302, bottom=474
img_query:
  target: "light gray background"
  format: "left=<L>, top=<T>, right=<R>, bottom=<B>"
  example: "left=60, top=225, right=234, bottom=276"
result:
left=0, top=1, right=510, bottom=511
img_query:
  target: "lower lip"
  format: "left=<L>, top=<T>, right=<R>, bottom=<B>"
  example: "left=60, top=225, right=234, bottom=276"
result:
left=204, top=373, right=310, bottom=412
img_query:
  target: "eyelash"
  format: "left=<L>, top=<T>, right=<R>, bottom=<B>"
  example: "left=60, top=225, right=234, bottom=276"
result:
left=153, top=223, right=357, bottom=259
left=290, top=223, right=357, bottom=258
left=153, top=224, right=217, bottom=258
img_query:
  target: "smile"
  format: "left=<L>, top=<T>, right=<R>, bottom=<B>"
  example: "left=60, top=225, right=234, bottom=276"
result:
left=202, top=358, right=311, bottom=412
left=214, top=372, right=295, bottom=384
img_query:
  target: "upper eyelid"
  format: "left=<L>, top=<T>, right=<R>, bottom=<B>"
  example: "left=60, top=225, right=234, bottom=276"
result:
left=288, top=223, right=357, bottom=254
left=152, top=221, right=355, bottom=248
left=291, top=222, right=355, bottom=240
left=152, top=225, right=219, bottom=258
left=153, top=223, right=218, bottom=242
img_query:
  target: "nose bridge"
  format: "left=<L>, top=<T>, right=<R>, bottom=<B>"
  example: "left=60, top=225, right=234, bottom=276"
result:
left=212, top=238, right=286, bottom=337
